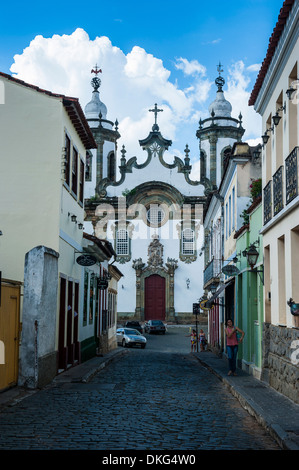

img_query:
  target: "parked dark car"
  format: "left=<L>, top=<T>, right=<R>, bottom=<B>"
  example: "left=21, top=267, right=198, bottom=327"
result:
left=144, top=320, right=166, bottom=334
left=124, top=321, right=143, bottom=334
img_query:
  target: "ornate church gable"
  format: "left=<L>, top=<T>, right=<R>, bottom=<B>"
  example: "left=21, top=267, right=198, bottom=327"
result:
left=96, top=104, right=205, bottom=199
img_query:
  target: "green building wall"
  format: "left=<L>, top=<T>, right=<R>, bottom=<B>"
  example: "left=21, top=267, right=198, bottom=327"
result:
left=235, top=202, right=263, bottom=378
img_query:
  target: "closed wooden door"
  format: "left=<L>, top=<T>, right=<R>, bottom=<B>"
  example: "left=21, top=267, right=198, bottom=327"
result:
left=0, top=284, right=20, bottom=391
left=145, top=275, right=165, bottom=321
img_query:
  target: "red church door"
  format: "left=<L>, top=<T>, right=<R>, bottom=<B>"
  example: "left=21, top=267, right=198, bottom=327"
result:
left=145, top=275, right=165, bottom=321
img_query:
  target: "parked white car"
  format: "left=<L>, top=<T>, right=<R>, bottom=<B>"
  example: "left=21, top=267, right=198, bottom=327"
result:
left=116, top=328, right=147, bottom=349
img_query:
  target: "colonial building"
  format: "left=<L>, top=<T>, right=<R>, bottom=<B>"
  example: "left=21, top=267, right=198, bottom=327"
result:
left=84, top=73, right=208, bottom=322
left=84, top=68, right=247, bottom=324
left=203, top=142, right=262, bottom=357
left=0, top=72, right=117, bottom=391
left=249, top=0, right=299, bottom=403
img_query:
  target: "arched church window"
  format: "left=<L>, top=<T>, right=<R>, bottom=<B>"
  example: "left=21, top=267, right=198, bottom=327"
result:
left=200, top=150, right=207, bottom=181
left=107, top=152, right=116, bottom=181
left=147, top=205, right=165, bottom=227
left=116, top=229, right=129, bottom=255
left=85, top=150, right=92, bottom=182
left=182, top=228, right=195, bottom=255
left=221, top=146, right=232, bottom=177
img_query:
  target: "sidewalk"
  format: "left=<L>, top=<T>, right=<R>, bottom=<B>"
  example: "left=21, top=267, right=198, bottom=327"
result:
left=193, top=350, right=299, bottom=451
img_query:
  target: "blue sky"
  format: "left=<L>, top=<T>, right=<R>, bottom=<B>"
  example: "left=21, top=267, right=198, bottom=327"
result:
left=0, top=0, right=283, bottom=75
left=0, top=0, right=285, bottom=176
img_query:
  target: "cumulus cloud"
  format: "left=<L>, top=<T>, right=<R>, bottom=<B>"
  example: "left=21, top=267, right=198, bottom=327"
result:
left=226, top=60, right=261, bottom=139
left=175, top=58, right=206, bottom=76
left=247, top=63, right=261, bottom=72
left=10, top=29, right=261, bottom=174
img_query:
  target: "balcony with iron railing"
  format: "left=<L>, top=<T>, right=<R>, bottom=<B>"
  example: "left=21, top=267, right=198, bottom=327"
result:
left=263, top=146, right=298, bottom=225
left=286, top=146, right=298, bottom=204
left=273, top=165, right=284, bottom=216
left=203, top=257, right=222, bottom=289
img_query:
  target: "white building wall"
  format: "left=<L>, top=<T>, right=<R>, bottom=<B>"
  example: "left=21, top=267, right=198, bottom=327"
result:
left=105, top=216, right=204, bottom=317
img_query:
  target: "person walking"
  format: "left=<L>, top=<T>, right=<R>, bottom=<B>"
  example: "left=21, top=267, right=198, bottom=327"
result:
left=186, top=329, right=198, bottom=352
left=199, top=329, right=207, bottom=352
left=225, top=319, right=245, bottom=376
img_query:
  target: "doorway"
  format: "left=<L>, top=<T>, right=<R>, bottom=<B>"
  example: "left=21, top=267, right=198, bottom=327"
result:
left=145, top=275, right=165, bottom=321
left=0, top=283, right=20, bottom=391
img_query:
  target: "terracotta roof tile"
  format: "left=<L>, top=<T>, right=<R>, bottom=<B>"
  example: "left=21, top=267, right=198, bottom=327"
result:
left=249, top=0, right=296, bottom=106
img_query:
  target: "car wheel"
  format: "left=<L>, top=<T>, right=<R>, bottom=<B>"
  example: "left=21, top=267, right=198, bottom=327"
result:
left=141, top=344, right=146, bottom=349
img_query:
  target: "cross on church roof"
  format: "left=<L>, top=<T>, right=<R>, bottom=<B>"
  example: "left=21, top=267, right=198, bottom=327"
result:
left=90, top=65, right=102, bottom=92
left=91, top=64, right=102, bottom=75
left=149, top=103, right=163, bottom=131
left=217, top=62, right=223, bottom=75
left=215, top=62, right=225, bottom=92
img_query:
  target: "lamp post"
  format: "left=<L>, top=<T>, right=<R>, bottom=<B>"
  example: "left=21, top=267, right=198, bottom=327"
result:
left=243, top=243, right=264, bottom=284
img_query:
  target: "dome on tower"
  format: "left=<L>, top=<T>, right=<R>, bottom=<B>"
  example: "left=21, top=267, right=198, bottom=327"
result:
left=85, top=90, right=107, bottom=120
left=208, top=65, right=232, bottom=118
left=208, top=90, right=232, bottom=118
left=84, top=66, right=107, bottom=121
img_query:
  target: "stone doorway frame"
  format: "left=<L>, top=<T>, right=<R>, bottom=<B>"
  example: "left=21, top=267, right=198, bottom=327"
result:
left=133, top=260, right=178, bottom=322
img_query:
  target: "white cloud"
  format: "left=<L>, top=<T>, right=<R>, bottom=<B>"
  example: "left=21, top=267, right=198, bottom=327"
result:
left=201, top=38, right=222, bottom=45
left=175, top=58, right=206, bottom=76
left=9, top=29, right=261, bottom=176
left=226, top=60, right=261, bottom=139
left=247, top=63, right=261, bottom=72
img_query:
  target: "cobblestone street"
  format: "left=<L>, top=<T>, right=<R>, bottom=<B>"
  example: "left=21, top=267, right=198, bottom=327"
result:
left=0, top=327, right=280, bottom=451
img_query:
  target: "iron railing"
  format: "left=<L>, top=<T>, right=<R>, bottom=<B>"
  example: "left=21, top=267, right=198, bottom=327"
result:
left=273, top=165, right=284, bottom=216
left=263, top=181, right=272, bottom=225
left=204, top=258, right=222, bottom=286
left=286, top=146, right=298, bottom=205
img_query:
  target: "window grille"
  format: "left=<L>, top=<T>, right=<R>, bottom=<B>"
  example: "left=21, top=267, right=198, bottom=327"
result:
left=182, top=228, right=195, bottom=255
left=116, top=229, right=129, bottom=255
left=147, top=206, right=165, bottom=226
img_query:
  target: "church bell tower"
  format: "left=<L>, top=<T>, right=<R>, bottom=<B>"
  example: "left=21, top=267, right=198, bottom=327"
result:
left=84, top=66, right=120, bottom=199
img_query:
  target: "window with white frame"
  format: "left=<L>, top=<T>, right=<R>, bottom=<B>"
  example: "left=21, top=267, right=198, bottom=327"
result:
left=116, top=229, right=129, bottom=255
left=182, top=228, right=195, bottom=255
left=147, top=205, right=165, bottom=226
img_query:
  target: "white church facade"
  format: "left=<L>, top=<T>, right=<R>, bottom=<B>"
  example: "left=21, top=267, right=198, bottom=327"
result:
left=83, top=66, right=245, bottom=323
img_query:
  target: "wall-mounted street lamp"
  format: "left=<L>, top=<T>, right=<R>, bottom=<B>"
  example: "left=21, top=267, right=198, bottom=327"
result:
left=233, top=251, right=242, bottom=264
left=252, top=145, right=262, bottom=160
left=272, top=103, right=286, bottom=127
left=78, top=223, right=84, bottom=230
left=286, top=86, right=296, bottom=100
left=261, top=126, right=274, bottom=146
left=243, top=243, right=264, bottom=284
left=68, top=212, right=77, bottom=223
left=209, top=282, right=219, bottom=294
